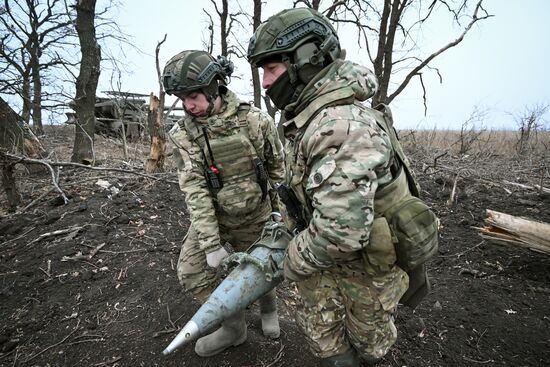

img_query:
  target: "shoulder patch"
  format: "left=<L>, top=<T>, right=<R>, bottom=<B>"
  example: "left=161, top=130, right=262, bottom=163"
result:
left=307, top=156, right=336, bottom=190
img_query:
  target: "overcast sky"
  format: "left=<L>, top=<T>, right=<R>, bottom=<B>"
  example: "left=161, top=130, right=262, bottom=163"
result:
left=109, top=0, right=549, bottom=130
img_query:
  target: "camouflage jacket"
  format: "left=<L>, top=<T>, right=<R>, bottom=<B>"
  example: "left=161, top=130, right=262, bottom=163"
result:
left=282, top=60, right=398, bottom=278
left=169, top=90, right=285, bottom=254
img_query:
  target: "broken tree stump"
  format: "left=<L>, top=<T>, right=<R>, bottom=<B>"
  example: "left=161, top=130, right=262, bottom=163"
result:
left=478, top=209, right=550, bottom=255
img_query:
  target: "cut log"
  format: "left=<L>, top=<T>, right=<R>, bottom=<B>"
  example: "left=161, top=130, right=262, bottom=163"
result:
left=478, top=209, right=550, bottom=255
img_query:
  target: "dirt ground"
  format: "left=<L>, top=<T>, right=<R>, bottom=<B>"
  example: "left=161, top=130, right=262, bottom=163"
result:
left=1, top=126, right=549, bottom=367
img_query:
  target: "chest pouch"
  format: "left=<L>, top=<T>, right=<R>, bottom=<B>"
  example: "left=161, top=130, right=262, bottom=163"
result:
left=206, top=133, right=266, bottom=216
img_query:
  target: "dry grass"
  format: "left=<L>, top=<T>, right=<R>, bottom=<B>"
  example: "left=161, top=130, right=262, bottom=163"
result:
left=399, top=128, right=550, bottom=157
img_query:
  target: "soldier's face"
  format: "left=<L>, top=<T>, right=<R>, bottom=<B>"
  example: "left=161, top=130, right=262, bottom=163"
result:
left=261, top=62, right=287, bottom=90
left=176, top=91, right=209, bottom=117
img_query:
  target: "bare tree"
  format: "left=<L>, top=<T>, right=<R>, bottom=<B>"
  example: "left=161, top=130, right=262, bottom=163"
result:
left=513, top=103, right=549, bottom=156
left=0, top=0, right=75, bottom=134
left=71, top=0, right=100, bottom=164
left=321, top=0, right=492, bottom=111
left=206, top=0, right=245, bottom=57
left=145, top=35, right=167, bottom=174
left=452, top=105, right=488, bottom=155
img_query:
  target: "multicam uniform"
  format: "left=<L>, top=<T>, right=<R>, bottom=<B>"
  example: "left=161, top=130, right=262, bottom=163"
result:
left=169, top=90, right=285, bottom=302
left=280, top=60, right=409, bottom=360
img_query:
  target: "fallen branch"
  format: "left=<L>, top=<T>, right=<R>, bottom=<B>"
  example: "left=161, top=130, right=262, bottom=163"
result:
left=502, top=180, right=550, bottom=194
left=27, top=225, right=85, bottom=247
left=477, top=209, right=550, bottom=255
left=4, top=152, right=69, bottom=204
left=15, top=176, right=116, bottom=214
left=1, top=152, right=178, bottom=184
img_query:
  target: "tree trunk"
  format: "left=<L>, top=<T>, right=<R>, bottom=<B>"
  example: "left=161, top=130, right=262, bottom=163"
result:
left=31, top=49, right=44, bottom=135
left=0, top=97, right=24, bottom=210
left=251, top=0, right=262, bottom=109
left=145, top=93, right=166, bottom=173
left=0, top=97, right=25, bottom=153
left=21, top=77, right=32, bottom=124
left=220, top=0, right=228, bottom=56
left=479, top=209, right=550, bottom=255
left=71, top=0, right=101, bottom=165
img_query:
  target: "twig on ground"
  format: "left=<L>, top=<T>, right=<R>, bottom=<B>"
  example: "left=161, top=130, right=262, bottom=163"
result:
left=447, top=173, right=459, bottom=207
left=26, top=225, right=85, bottom=247
left=153, top=304, right=179, bottom=337
left=462, top=356, right=494, bottom=364
left=0, top=227, right=36, bottom=248
left=265, top=343, right=285, bottom=367
left=440, top=241, right=485, bottom=258
left=458, top=268, right=488, bottom=278
left=22, top=320, right=80, bottom=363
left=38, top=260, right=52, bottom=278
left=17, top=187, right=55, bottom=213
left=89, top=243, right=106, bottom=259
left=92, top=356, right=122, bottom=366
left=433, top=151, right=448, bottom=169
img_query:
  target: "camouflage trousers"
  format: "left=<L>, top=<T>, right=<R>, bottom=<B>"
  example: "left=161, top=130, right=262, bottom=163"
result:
left=294, top=260, right=408, bottom=360
left=176, top=216, right=268, bottom=303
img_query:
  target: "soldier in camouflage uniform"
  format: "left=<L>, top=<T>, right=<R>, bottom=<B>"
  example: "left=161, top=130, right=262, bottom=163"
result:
left=248, top=9, right=411, bottom=367
left=163, top=50, right=285, bottom=357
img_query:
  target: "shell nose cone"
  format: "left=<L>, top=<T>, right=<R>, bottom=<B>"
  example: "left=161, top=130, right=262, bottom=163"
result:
left=162, top=320, right=200, bottom=355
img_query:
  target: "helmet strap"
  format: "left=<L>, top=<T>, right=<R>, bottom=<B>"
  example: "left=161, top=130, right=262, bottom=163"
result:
left=202, top=79, right=221, bottom=116
left=205, top=94, right=217, bottom=116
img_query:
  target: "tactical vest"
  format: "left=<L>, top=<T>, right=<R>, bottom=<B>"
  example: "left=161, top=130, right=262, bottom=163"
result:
left=179, top=102, right=269, bottom=216
left=282, top=99, right=438, bottom=308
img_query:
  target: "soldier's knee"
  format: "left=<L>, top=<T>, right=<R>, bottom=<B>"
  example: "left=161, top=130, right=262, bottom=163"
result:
left=177, top=270, right=215, bottom=302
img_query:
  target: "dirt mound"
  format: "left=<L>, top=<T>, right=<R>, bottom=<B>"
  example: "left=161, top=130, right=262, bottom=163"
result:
left=1, top=126, right=549, bottom=366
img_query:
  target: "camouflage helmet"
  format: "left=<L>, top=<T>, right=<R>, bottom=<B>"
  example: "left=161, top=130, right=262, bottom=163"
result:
left=162, top=50, right=234, bottom=96
left=247, top=8, right=341, bottom=68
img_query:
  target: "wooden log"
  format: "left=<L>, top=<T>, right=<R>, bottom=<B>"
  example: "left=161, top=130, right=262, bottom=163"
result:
left=478, top=209, right=550, bottom=255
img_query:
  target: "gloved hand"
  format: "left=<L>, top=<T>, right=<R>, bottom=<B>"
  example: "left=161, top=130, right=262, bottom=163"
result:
left=206, top=246, right=230, bottom=268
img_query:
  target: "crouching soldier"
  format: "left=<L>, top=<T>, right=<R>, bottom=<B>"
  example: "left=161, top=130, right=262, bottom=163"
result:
left=164, top=50, right=285, bottom=357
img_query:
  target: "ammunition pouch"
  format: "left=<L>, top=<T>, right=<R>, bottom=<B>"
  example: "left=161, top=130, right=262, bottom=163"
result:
left=373, top=168, right=439, bottom=308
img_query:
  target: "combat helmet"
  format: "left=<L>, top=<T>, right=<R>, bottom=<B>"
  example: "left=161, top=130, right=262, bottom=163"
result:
left=247, top=8, right=342, bottom=109
left=162, top=50, right=234, bottom=114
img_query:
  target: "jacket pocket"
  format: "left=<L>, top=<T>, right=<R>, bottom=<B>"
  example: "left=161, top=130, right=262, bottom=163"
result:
left=216, top=180, right=263, bottom=216
left=364, top=216, right=397, bottom=268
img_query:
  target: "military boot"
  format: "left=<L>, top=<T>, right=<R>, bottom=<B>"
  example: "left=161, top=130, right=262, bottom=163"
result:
left=320, top=349, right=360, bottom=367
left=259, top=289, right=280, bottom=339
left=194, top=311, right=247, bottom=357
